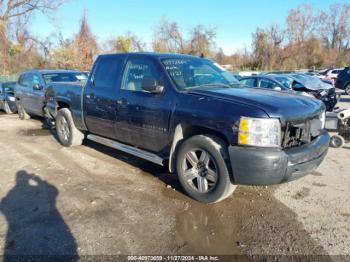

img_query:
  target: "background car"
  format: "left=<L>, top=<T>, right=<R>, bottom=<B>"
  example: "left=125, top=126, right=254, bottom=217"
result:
left=15, top=69, right=88, bottom=120
left=239, top=74, right=338, bottom=111
left=335, top=66, right=350, bottom=95
left=0, top=82, right=17, bottom=114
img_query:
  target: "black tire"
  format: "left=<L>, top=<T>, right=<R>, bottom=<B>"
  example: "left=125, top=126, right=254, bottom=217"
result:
left=330, top=135, right=345, bottom=148
left=16, top=100, right=30, bottom=120
left=345, top=84, right=350, bottom=96
left=56, top=108, right=84, bottom=147
left=175, top=135, right=236, bottom=203
left=3, top=101, right=13, bottom=114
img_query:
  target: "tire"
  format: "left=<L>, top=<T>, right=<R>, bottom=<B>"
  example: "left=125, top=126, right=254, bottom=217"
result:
left=175, top=135, right=236, bottom=203
left=16, top=100, right=30, bottom=120
left=345, top=84, right=350, bottom=95
left=56, top=108, right=84, bottom=147
left=330, top=135, right=345, bottom=148
left=3, top=101, right=13, bottom=114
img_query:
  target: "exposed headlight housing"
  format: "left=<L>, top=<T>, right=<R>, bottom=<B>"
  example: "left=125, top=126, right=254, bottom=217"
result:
left=238, top=117, right=281, bottom=148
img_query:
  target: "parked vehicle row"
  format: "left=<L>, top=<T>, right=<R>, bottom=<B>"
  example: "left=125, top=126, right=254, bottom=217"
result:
left=0, top=82, right=17, bottom=114
left=1, top=53, right=331, bottom=203
left=239, top=73, right=339, bottom=111
left=335, top=66, right=350, bottom=95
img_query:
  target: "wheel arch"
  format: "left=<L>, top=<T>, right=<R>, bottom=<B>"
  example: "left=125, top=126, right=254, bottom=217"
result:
left=168, top=123, right=230, bottom=173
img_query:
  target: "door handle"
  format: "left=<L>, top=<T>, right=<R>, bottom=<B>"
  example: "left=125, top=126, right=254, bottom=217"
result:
left=116, top=98, right=128, bottom=106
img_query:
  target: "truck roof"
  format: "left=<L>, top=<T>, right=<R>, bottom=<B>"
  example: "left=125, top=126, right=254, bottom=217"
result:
left=98, top=52, right=205, bottom=60
left=23, top=69, right=82, bottom=74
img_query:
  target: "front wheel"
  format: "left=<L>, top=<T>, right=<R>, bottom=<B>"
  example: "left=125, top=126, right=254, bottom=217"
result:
left=56, top=108, right=84, bottom=147
left=3, top=101, right=13, bottom=114
left=16, top=100, right=30, bottom=120
left=176, top=135, right=236, bottom=203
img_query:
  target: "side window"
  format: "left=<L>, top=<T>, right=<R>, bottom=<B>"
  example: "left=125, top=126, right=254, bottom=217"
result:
left=121, top=57, right=161, bottom=92
left=21, top=74, right=32, bottom=88
left=93, top=56, right=123, bottom=91
left=32, top=74, right=41, bottom=85
left=259, top=79, right=278, bottom=89
left=240, top=78, right=256, bottom=87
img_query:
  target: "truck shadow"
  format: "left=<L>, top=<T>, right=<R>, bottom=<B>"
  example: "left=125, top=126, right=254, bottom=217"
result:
left=83, top=140, right=183, bottom=192
left=0, top=170, right=78, bottom=260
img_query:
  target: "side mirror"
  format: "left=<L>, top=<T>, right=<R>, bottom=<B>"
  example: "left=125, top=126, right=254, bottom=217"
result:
left=292, top=82, right=304, bottom=90
left=141, top=77, right=164, bottom=94
left=33, top=83, right=43, bottom=91
left=273, top=86, right=282, bottom=91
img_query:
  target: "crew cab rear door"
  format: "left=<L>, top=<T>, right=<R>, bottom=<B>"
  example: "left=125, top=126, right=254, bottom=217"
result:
left=84, top=55, right=125, bottom=139
left=115, top=55, right=173, bottom=153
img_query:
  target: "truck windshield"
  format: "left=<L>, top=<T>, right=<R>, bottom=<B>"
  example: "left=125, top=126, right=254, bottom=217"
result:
left=161, top=58, right=240, bottom=90
left=3, top=83, right=15, bottom=94
left=43, top=73, right=88, bottom=84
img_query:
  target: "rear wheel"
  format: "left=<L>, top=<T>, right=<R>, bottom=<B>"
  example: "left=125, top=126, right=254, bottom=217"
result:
left=345, top=84, right=350, bottom=95
left=176, top=135, right=236, bottom=203
left=16, top=100, right=30, bottom=120
left=56, top=108, right=84, bottom=147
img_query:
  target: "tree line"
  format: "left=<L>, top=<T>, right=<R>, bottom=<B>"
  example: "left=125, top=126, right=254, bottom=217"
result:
left=1, top=1, right=350, bottom=75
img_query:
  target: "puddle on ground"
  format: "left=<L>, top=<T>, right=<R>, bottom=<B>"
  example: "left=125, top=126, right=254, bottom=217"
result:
left=162, top=186, right=327, bottom=255
left=21, top=129, right=51, bottom=137
left=75, top=140, right=329, bottom=256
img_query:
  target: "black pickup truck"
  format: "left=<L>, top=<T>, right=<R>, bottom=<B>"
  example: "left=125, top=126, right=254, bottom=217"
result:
left=45, top=53, right=330, bottom=203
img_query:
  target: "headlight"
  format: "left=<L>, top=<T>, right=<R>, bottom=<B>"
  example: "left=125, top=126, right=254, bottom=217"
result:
left=8, top=96, right=15, bottom=102
left=320, top=111, right=326, bottom=129
left=238, top=117, right=281, bottom=147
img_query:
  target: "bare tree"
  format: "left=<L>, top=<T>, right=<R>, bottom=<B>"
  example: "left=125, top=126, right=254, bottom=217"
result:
left=320, top=3, right=350, bottom=50
left=286, top=3, right=319, bottom=43
left=188, top=25, right=216, bottom=57
left=73, top=12, right=98, bottom=71
left=152, top=18, right=186, bottom=53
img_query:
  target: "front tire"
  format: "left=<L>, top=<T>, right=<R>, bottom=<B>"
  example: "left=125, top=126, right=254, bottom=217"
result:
left=56, top=108, right=84, bottom=147
left=176, top=135, right=236, bottom=203
left=16, top=100, right=30, bottom=120
left=3, top=101, right=13, bottom=114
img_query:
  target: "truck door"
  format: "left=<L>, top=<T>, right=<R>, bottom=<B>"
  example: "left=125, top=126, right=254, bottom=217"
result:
left=84, top=55, right=125, bottom=139
left=115, top=56, right=173, bottom=153
left=28, top=73, right=46, bottom=116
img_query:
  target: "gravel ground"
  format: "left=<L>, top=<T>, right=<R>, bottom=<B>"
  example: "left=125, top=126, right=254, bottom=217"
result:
left=0, top=96, right=349, bottom=258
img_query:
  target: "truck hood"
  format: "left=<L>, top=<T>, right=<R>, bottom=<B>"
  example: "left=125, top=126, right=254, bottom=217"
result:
left=189, top=87, right=324, bottom=120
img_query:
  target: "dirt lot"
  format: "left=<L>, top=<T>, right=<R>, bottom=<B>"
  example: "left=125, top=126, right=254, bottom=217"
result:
left=0, top=96, right=349, bottom=258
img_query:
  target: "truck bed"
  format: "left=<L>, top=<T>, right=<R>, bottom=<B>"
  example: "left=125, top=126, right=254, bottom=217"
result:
left=45, top=82, right=87, bottom=130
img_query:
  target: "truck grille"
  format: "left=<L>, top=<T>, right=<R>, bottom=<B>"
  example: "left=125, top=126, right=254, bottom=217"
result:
left=282, top=117, right=322, bottom=149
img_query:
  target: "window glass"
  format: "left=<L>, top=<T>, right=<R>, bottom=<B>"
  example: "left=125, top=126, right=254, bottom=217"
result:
left=3, top=83, right=15, bottom=93
left=122, top=58, right=160, bottom=92
left=161, top=58, right=238, bottom=90
left=33, top=74, right=41, bottom=85
left=22, top=74, right=31, bottom=87
left=259, top=79, right=278, bottom=89
left=93, top=57, right=123, bottom=91
left=43, top=73, right=87, bottom=83
left=239, top=78, right=256, bottom=87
